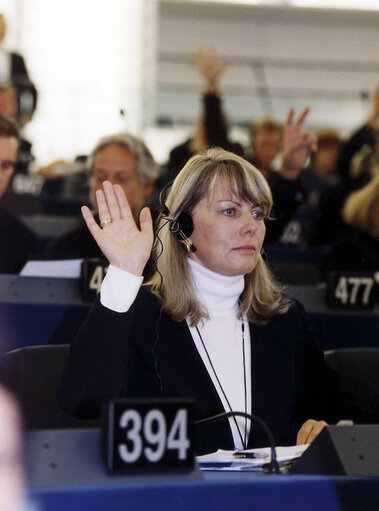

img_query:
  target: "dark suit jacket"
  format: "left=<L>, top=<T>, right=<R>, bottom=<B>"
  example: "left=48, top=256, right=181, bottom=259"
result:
left=58, top=287, right=343, bottom=454
left=0, top=206, right=37, bottom=273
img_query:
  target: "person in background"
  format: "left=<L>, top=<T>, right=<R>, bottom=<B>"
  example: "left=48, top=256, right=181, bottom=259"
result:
left=263, top=107, right=317, bottom=244
left=301, top=129, right=342, bottom=210
left=58, top=148, right=346, bottom=455
left=248, top=118, right=283, bottom=180
left=324, top=173, right=379, bottom=274
left=0, top=82, right=34, bottom=174
left=309, top=85, right=379, bottom=246
left=165, top=46, right=244, bottom=182
left=44, top=132, right=159, bottom=275
left=0, top=115, right=37, bottom=273
left=0, top=384, right=25, bottom=511
left=0, top=13, right=37, bottom=126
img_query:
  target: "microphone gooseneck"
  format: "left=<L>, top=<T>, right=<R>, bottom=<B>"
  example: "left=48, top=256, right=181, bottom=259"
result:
left=195, top=411, right=281, bottom=474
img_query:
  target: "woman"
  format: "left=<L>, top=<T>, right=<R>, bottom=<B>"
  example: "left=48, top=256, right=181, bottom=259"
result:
left=325, top=173, right=379, bottom=274
left=58, top=148, right=341, bottom=454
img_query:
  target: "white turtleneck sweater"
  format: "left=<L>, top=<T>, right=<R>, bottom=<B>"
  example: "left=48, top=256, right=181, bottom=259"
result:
left=100, top=260, right=252, bottom=450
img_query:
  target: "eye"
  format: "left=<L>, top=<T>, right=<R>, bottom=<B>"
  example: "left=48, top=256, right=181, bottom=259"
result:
left=252, top=209, right=264, bottom=220
left=223, top=208, right=235, bottom=216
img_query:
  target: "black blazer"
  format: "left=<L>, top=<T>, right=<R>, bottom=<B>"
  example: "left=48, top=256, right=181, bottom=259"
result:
left=58, top=288, right=342, bottom=454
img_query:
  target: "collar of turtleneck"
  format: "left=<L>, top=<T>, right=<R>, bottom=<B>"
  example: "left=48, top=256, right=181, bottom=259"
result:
left=187, top=257, right=245, bottom=314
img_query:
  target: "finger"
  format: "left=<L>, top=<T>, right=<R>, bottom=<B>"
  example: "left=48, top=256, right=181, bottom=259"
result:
left=296, top=422, right=311, bottom=445
left=102, top=180, right=121, bottom=222
left=304, top=131, right=318, bottom=152
left=113, top=184, right=134, bottom=221
left=285, top=108, right=295, bottom=127
left=139, top=207, right=153, bottom=234
left=306, top=421, right=327, bottom=444
left=295, top=106, right=311, bottom=127
left=96, top=189, right=112, bottom=225
left=81, top=205, right=101, bottom=237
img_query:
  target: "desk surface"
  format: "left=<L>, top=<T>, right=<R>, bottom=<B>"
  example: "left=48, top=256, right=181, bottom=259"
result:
left=25, top=428, right=379, bottom=511
left=0, top=276, right=378, bottom=351
left=28, top=468, right=379, bottom=511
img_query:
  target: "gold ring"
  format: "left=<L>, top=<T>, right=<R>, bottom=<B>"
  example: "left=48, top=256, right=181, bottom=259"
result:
left=100, top=217, right=112, bottom=228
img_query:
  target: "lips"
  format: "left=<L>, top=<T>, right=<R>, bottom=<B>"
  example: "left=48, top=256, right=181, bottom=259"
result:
left=233, top=245, right=256, bottom=253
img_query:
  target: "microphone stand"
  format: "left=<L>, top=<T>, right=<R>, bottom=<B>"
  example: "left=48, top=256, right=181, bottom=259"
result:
left=195, top=411, right=281, bottom=474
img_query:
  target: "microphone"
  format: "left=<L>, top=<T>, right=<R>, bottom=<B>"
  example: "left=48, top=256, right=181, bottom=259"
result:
left=195, top=411, right=280, bottom=474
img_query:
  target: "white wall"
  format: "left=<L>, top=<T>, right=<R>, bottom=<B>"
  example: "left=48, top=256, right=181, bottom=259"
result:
left=156, top=1, right=379, bottom=140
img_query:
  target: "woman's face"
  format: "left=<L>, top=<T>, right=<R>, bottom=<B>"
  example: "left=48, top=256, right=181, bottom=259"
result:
left=187, top=178, right=266, bottom=276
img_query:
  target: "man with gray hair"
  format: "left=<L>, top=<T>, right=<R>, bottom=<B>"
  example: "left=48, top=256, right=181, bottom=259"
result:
left=44, top=132, right=159, bottom=264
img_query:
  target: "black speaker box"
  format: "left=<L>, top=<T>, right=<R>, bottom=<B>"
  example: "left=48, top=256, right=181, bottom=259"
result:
left=290, top=425, right=379, bottom=476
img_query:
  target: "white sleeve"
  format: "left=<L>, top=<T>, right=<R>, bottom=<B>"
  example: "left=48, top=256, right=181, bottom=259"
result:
left=100, top=264, right=144, bottom=313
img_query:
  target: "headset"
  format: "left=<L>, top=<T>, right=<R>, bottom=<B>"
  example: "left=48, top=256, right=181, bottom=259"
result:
left=159, top=182, right=197, bottom=253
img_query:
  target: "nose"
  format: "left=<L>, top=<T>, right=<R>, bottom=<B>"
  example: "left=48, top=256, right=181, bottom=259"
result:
left=240, top=210, right=258, bottom=236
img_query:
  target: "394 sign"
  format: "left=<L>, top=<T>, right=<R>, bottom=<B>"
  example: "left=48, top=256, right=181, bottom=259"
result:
left=102, top=399, right=195, bottom=473
left=327, top=271, right=378, bottom=310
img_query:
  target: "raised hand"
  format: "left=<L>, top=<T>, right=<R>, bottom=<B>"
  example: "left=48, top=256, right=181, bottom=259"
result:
left=192, top=46, right=230, bottom=94
left=81, top=181, right=154, bottom=276
left=279, top=107, right=318, bottom=180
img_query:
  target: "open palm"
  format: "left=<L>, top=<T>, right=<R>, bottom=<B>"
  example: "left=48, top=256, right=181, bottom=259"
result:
left=81, top=181, right=154, bottom=276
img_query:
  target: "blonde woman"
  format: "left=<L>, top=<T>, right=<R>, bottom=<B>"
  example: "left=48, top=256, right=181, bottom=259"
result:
left=58, top=148, right=342, bottom=454
left=325, top=174, right=379, bottom=273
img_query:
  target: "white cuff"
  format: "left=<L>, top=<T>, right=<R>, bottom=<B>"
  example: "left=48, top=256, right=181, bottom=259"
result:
left=100, top=264, right=143, bottom=313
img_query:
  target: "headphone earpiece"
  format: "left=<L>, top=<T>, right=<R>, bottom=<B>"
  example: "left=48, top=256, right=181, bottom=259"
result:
left=159, top=182, right=196, bottom=253
left=170, top=212, right=196, bottom=253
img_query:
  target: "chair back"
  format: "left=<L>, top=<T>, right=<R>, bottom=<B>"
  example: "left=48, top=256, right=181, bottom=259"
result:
left=325, top=348, right=379, bottom=424
left=1, top=344, right=101, bottom=429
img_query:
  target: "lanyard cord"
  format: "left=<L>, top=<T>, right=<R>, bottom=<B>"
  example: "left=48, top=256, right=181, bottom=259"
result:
left=195, top=321, right=248, bottom=450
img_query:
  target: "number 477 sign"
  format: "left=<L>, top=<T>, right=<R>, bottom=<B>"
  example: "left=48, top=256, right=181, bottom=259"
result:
left=102, top=398, right=195, bottom=473
left=327, top=271, right=379, bottom=310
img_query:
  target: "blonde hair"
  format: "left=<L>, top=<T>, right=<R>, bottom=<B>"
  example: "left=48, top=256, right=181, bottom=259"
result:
left=342, top=174, right=379, bottom=237
left=147, top=148, right=291, bottom=326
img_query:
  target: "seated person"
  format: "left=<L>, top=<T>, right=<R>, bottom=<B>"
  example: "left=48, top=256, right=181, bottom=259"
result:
left=0, top=115, right=37, bottom=273
left=44, top=132, right=159, bottom=274
left=165, top=46, right=244, bottom=182
left=324, top=173, right=379, bottom=274
left=58, top=148, right=346, bottom=455
left=247, top=117, right=283, bottom=180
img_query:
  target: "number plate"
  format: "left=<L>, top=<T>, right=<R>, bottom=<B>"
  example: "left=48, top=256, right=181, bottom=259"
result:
left=327, top=271, right=378, bottom=310
left=81, top=258, right=109, bottom=302
left=102, top=398, right=195, bottom=473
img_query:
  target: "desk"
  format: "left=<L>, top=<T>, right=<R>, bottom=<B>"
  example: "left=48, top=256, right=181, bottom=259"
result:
left=0, top=274, right=89, bottom=351
left=287, top=285, right=379, bottom=350
left=0, top=277, right=378, bottom=352
left=25, top=429, right=379, bottom=511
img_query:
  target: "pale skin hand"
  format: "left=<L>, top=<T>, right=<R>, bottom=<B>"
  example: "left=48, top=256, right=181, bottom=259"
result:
left=296, top=419, right=327, bottom=445
left=192, top=46, right=230, bottom=94
left=81, top=180, right=154, bottom=276
left=279, top=107, right=318, bottom=180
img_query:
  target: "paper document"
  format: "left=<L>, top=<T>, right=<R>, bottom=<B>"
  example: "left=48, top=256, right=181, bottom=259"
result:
left=197, top=445, right=309, bottom=472
left=20, top=259, right=84, bottom=278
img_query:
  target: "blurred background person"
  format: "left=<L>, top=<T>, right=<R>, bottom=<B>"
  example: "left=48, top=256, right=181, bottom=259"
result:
left=165, top=46, right=244, bottom=182
left=0, top=114, right=37, bottom=273
left=0, top=82, right=34, bottom=175
left=0, top=384, right=25, bottom=511
left=44, top=132, right=159, bottom=275
left=247, top=117, right=283, bottom=180
left=0, top=13, right=37, bottom=128
left=301, top=129, right=342, bottom=211
left=309, top=84, right=379, bottom=246
left=324, top=173, right=379, bottom=274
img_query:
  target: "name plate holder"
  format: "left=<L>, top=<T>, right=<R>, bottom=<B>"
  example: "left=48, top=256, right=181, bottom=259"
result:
left=81, top=258, right=109, bottom=302
left=327, top=271, right=379, bottom=310
left=102, top=398, right=196, bottom=474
